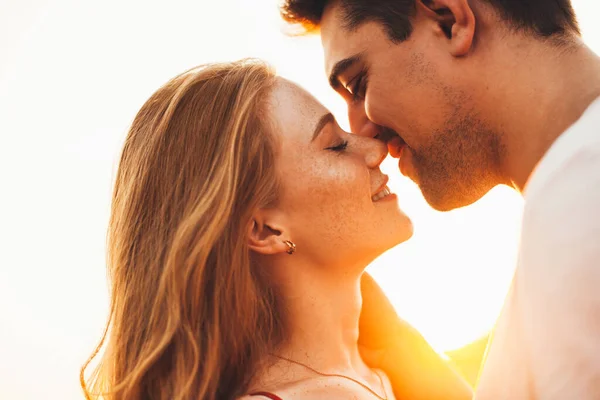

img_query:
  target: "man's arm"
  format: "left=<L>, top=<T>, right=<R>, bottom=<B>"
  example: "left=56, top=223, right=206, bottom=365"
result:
left=360, top=273, right=473, bottom=400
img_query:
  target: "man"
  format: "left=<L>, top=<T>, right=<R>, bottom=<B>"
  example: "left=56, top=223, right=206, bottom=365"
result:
left=280, top=0, right=600, bottom=399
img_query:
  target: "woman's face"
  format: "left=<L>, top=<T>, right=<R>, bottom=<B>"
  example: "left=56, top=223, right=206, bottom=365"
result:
left=267, top=79, right=413, bottom=269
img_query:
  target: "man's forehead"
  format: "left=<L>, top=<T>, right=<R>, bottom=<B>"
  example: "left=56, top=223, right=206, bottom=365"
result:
left=321, top=2, right=356, bottom=74
left=320, top=2, right=375, bottom=76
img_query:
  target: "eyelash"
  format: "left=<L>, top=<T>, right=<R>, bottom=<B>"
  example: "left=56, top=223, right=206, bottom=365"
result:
left=326, top=140, right=349, bottom=152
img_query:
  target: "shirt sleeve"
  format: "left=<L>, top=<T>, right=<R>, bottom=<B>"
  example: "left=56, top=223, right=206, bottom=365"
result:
left=518, top=148, right=600, bottom=399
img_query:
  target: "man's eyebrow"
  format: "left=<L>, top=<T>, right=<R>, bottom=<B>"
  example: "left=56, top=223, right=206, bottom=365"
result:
left=328, top=53, right=364, bottom=89
left=312, top=112, right=336, bottom=142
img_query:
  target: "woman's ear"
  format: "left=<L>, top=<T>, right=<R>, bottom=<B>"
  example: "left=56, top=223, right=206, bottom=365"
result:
left=247, top=209, right=292, bottom=256
left=418, top=0, right=476, bottom=57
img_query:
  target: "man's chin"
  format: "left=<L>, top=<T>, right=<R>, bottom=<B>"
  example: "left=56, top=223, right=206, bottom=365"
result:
left=420, top=184, right=486, bottom=212
left=425, top=198, right=462, bottom=212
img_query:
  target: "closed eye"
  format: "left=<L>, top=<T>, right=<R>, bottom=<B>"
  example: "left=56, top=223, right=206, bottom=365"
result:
left=325, top=140, right=348, bottom=152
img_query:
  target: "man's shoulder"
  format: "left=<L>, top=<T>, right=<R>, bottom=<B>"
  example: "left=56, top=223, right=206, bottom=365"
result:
left=525, top=96, right=600, bottom=204
left=522, top=148, right=600, bottom=240
left=520, top=97, right=600, bottom=259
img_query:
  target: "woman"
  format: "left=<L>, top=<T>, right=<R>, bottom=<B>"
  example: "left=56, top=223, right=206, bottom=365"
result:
left=81, top=59, right=469, bottom=400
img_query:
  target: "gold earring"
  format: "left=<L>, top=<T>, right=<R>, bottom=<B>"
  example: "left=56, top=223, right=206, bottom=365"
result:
left=283, top=240, right=296, bottom=255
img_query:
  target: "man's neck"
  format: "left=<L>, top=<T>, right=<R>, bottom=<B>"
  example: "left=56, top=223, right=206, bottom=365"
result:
left=490, top=37, right=600, bottom=192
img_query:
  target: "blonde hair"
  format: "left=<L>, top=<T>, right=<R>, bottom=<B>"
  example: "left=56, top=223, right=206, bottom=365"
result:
left=81, top=60, right=284, bottom=400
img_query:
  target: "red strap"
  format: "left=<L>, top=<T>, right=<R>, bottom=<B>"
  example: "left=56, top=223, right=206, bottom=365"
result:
left=250, top=392, right=283, bottom=400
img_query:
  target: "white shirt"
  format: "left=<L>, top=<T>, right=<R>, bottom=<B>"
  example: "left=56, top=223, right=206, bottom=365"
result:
left=475, top=97, right=600, bottom=399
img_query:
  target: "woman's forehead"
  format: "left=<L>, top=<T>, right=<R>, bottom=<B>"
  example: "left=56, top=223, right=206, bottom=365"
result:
left=267, top=77, right=329, bottom=143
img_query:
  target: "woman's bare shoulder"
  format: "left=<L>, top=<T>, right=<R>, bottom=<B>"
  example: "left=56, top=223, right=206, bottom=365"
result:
left=241, top=375, right=391, bottom=400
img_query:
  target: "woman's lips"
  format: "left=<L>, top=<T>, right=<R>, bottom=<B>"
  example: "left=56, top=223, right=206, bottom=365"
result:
left=371, top=185, right=397, bottom=202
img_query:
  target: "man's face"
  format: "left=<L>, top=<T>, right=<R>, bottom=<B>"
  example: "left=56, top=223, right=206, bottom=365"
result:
left=320, top=2, right=505, bottom=211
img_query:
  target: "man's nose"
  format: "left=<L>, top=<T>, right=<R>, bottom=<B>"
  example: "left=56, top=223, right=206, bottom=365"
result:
left=348, top=102, right=382, bottom=139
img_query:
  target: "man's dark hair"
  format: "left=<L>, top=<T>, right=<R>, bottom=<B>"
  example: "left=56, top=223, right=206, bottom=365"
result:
left=281, top=0, right=580, bottom=43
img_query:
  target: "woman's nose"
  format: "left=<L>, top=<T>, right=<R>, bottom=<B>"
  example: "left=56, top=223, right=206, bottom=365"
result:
left=358, top=136, right=387, bottom=169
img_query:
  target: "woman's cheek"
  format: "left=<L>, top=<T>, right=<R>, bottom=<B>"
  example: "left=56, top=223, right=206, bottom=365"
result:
left=282, top=155, right=367, bottom=215
left=314, top=159, right=363, bottom=195
left=321, top=162, right=368, bottom=222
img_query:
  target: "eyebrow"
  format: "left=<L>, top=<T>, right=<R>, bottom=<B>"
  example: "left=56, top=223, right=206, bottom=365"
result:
left=328, top=53, right=364, bottom=89
left=312, top=112, right=336, bottom=142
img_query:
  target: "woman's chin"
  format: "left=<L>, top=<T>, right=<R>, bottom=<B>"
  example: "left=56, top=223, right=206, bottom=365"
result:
left=398, top=218, right=415, bottom=243
left=386, top=215, right=415, bottom=248
left=366, top=226, right=414, bottom=264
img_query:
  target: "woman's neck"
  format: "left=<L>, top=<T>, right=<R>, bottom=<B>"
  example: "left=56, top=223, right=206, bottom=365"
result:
left=275, top=268, right=365, bottom=372
left=258, top=257, right=380, bottom=382
left=246, top=256, right=389, bottom=396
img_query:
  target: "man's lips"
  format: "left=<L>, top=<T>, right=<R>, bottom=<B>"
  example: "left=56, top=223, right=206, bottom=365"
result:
left=376, top=128, right=398, bottom=143
left=376, top=129, right=406, bottom=158
left=375, top=128, right=411, bottom=177
left=387, top=136, right=406, bottom=158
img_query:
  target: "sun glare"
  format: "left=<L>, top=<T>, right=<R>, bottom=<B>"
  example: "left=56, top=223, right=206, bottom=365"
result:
left=1, top=0, right=599, bottom=398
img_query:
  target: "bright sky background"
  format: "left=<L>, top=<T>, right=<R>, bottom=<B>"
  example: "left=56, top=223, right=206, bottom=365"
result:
left=1, top=1, right=598, bottom=399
